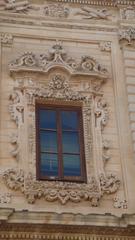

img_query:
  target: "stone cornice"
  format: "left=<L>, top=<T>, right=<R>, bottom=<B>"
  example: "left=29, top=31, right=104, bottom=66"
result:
left=51, top=0, right=135, bottom=7
left=1, top=209, right=135, bottom=229
left=0, top=14, right=118, bottom=33
left=0, top=219, right=135, bottom=238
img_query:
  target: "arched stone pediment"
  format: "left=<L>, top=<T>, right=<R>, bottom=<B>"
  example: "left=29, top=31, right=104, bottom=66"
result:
left=9, top=41, right=109, bottom=81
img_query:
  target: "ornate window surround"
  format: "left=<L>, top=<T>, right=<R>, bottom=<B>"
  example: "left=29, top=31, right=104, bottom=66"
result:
left=2, top=41, right=120, bottom=206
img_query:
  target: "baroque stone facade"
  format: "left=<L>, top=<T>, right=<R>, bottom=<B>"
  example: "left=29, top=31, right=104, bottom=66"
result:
left=0, top=0, right=135, bottom=239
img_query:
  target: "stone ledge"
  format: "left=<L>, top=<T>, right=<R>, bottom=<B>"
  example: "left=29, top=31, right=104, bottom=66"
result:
left=1, top=209, right=135, bottom=229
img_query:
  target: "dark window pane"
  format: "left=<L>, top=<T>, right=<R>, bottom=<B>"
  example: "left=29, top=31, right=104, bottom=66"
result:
left=63, top=154, right=81, bottom=176
left=40, top=131, right=57, bottom=152
left=40, top=153, right=58, bottom=176
left=39, top=110, right=56, bottom=129
left=61, top=111, right=78, bottom=130
left=62, top=132, right=80, bottom=153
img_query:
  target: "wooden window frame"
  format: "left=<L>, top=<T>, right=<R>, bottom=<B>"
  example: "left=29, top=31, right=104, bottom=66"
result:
left=36, top=101, right=87, bottom=183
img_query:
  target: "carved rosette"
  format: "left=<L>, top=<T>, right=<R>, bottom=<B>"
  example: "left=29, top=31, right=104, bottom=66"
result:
left=99, top=42, right=111, bottom=52
left=1, top=33, right=13, bottom=45
left=6, top=42, right=120, bottom=206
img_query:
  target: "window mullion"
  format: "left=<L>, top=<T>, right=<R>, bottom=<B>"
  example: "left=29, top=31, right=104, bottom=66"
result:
left=57, top=109, right=63, bottom=180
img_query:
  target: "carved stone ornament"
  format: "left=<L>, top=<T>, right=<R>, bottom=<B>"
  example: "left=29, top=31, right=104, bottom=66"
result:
left=0, top=0, right=33, bottom=13
left=9, top=41, right=109, bottom=80
left=7, top=42, right=120, bottom=206
left=0, top=192, right=12, bottom=204
left=3, top=169, right=120, bottom=205
left=76, top=7, right=110, bottom=20
left=10, top=132, right=20, bottom=161
left=119, top=27, right=135, bottom=45
left=44, top=4, right=69, bottom=18
left=120, top=6, right=135, bottom=20
left=0, top=33, right=13, bottom=45
left=113, top=197, right=127, bottom=209
left=99, top=41, right=111, bottom=52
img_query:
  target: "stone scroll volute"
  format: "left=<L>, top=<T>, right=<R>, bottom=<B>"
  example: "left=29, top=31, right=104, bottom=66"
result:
left=5, top=41, right=120, bottom=206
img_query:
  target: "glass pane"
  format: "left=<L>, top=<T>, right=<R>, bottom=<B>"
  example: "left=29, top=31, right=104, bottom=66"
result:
left=40, top=153, right=58, bottom=176
left=62, top=132, right=80, bottom=153
left=40, top=131, right=57, bottom=152
left=63, top=154, right=81, bottom=176
left=39, top=109, right=56, bottom=129
left=61, top=111, right=78, bottom=130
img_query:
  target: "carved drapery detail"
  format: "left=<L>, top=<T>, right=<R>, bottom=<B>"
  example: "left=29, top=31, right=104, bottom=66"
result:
left=119, top=28, right=135, bottom=46
left=9, top=42, right=108, bottom=79
left=6, top=42, right=120, bottom=206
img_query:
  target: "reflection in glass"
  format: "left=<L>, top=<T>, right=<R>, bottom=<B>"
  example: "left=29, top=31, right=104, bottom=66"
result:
left=62, top=132, right=80, bottom=153
left=40, top=131, right=57, bottom=152
left=61, top=111, right=78, bottom=130
left=40, top=153, right=58, bottom=176
left=39, top=110, right=56, bottom=129
left=63, top=154, right=81, bottom=176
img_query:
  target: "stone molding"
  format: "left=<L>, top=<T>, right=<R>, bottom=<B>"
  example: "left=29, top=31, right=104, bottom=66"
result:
left=0, top=0, right=135, bottom=11
left=55, top=0, right=135, bottom=7
left=0, top=232, right=134, bottom=240
left=0, top=220, right=135, bottom=239
left=5, top=42, right=121, bottom=206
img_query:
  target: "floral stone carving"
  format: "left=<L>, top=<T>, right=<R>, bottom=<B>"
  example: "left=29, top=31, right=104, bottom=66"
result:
left=9, top=41, right=108, bottom=79
left=120, top=6, right=135, bottom=20
left=44, top=4, right=69, bottom=18
left=1, top=33, right=13, bottom=45
left=119, top=28, right=135, bottom=45
left=3, top=169, right=120, bottom=206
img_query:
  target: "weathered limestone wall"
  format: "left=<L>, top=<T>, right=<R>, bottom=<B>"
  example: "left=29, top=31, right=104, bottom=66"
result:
left=0, top=0, right=135, bottom=234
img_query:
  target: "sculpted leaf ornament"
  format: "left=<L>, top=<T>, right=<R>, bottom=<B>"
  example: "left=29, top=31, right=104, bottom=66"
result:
left=9, top=42, right=109, bottom=79
left=2, top=169, right=120, bottom=205
left=119, top=28, right=135, bottom=45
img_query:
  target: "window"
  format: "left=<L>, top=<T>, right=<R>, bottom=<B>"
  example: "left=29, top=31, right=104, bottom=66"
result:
left=36, top=101, right=86, bottom=182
